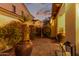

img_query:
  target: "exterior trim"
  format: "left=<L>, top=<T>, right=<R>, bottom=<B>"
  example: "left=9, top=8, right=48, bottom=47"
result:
left=0, top=6, right=24, bottom=22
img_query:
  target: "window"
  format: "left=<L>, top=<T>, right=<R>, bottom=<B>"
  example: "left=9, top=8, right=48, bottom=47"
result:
left=57, top=13, right=65, bottom=34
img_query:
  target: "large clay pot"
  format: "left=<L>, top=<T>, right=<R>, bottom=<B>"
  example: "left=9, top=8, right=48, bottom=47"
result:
left=15, top=40, right=32, bottom=56
left=56, top=33, right=65, bottom=43
left=15, top=23, right=33, bottom=56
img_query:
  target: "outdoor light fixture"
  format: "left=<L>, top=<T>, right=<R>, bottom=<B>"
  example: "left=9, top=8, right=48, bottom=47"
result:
left=50, top=17, right=54, bottom=26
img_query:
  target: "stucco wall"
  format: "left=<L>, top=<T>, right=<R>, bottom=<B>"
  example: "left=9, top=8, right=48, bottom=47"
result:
left=65, top=4, right=76, bottom=55
left=56, top=3, right=79, bottom=55
left=57, top=4, right=76, bottom=45
left=76, top=4, right=79, bottom=55
left=65, top=4, right=76, bottom=45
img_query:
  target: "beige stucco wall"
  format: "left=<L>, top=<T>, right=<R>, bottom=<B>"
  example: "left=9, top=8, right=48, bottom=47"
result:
left=56, top=3, right=79, bottom=55
left=76, top=4, right=79, bottom=55
left=56, top=3, right=77, bottom=55
left=65, top=4, right=76, bottom=55
left=65, top=4, right=76, bottom=45
left=57, top=4, right=76, bottom=45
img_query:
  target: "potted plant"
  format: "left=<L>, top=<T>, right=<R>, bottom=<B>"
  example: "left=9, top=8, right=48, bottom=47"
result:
left=56, top=33, right=65, bottom=43
left=15, top=23, right=33, bottom=56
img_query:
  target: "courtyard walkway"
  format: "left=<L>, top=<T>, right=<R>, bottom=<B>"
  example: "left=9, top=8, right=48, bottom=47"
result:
left=31, top=37, right=62, bottom=56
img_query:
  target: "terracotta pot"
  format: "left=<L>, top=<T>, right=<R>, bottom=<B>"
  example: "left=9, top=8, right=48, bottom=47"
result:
left=56, top=33, right=65, bottom=43
left=15, top=40, right=33, bottom=56
left=15, top=23, right=33, bottom=56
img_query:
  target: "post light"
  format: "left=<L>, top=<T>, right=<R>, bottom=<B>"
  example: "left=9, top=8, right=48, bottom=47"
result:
left=50, top=17, right=54, bottom=26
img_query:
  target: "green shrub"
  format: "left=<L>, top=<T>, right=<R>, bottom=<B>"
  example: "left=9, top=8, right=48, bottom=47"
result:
left=43, top=25, right=51, bottom=38
left=0, top=21, right=22, bottom=47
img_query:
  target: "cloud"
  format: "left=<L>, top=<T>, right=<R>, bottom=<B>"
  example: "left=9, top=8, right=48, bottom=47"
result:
left=36, top=4, right=51, bottom=16
left=36, top=9, right=51, bottom=16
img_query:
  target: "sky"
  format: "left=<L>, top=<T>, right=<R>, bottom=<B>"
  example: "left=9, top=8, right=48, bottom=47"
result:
left=25, top=3, right=52, bottom=21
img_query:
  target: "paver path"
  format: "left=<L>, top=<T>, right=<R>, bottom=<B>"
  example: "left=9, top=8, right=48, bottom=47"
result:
left=31, top=38, right=62, bottom=56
